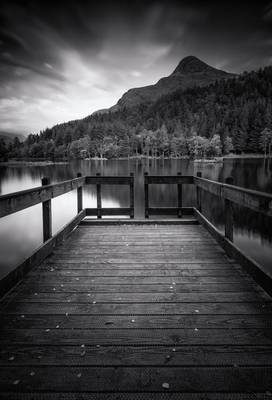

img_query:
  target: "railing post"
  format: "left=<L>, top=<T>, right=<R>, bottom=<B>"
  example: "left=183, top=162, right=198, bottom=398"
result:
left=41, top=177, right=52, bottom=242
left=77, top=173, right=82, bottom=213
left=144, top=172, right=149, bottom=218
left=225, top=176, right=234, bottom=242
left=196, top=172, right=202, bottom=212
left=96, top=173, right=102, bottom=219
left=130, top=172, right=134, bottom=219
left=177, top=171, right=182, bottom=218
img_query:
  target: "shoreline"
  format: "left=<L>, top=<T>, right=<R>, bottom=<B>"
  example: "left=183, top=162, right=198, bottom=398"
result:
left=0, top=154, right=271, bottom=166
left=0, top=160, right=68, bottom=167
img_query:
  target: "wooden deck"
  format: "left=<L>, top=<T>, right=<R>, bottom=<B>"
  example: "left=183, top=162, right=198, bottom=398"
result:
left=0, top=221, right=272, bottom=398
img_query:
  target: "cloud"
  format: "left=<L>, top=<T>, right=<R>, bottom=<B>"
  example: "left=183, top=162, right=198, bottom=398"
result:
left=263, top=2, right=272, bottom=21
left=130, top=71, right=142, bottom=78
left=0, top=0, right=271, bottom=135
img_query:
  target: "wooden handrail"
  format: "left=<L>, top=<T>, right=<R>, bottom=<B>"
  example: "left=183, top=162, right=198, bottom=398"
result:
left=0, top=176, right=85, bottom=219
left=85, top=176, right=133, bottom=185
left=1, top=174, right=271, bottom=221
left=194, top=176, right=272, bottom=217
left=144, top=172, right=194, bottom=218
left=145, top=175, right=194, bottom=184
left=85, top=174, right=134, bottom=219
left=0, top=174, right=135, bottom=222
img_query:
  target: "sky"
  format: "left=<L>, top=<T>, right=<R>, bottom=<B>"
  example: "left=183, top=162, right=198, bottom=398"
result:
left=0, top=0, right=272, bottom=136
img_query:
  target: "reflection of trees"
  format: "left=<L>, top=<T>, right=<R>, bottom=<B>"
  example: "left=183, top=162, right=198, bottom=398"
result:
left=201, top=191, right=272, bottom=245
left=0, top=166, right=8, bottom=195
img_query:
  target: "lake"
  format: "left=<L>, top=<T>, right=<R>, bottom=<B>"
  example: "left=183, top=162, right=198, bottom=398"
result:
left=0, top=158, right=271, bottom=280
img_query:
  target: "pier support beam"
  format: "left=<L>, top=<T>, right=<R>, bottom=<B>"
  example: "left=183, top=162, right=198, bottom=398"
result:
left=130, top=172, right=134, bottom=219
left=42, top=177, right=52, bottom=242
left=96, top=173, right=102, bottom=219
left=77, top=172, right=83, bottom=213
left=144, top=172, right=149, bottom=218
left=225, top=176, right=234, bottom=242
left=196, top=172, right=202, bottom=212
left=177, top=171, right=182, bottom=218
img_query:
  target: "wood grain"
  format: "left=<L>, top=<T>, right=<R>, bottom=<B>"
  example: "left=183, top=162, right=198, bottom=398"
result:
left=1, top=222, right=272, bottom=398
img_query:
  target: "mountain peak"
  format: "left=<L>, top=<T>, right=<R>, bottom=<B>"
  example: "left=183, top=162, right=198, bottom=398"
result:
left=172, top=56, right=215, bottom=75
left=113, top=55, right=233, bottom=110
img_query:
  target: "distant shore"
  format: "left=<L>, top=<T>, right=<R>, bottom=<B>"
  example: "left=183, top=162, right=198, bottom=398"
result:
left=0, top=160, right=68, bottom=167
left=0, top=154, right=271, bottom=166
left=223, top=153, right=272, bottom=160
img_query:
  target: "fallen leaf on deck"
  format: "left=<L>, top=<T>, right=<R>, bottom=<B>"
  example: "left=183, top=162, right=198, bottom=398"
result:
left=162, top=382, right=170, bottom=389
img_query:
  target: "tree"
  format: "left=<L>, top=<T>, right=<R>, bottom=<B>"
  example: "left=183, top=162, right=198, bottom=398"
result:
left=259, top=128, right=272, bottom=158
left=0, top=138, right=7, bottom=159
left=9, top=65, right=272, bottom=159
left=187, top=136, right=209, bottom=158
left=209, top=134, right=222, bottom=157
left=223, top=136, right=234, bottom=154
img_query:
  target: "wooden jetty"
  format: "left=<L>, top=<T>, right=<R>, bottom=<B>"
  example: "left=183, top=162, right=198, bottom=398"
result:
left=0, top=173, right=272, bottom=399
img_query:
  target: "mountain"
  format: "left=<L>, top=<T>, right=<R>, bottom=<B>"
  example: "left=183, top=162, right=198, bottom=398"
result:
left=5, top=58, right=272, bottom=159
left=0, top=131, right=26, bottom=144
left=108, top=56, right=235, bottom=111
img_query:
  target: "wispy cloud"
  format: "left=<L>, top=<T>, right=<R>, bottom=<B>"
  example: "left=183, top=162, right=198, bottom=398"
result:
left=0, top=0, right=271, bottom=135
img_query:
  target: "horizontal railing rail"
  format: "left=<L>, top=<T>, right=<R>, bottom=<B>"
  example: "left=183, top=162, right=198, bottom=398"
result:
left=194, top=175, right=272, bottom=217
left=0, top=176, right=85, bottom=219
left=144, top=172, right=194, bottom=218
left=85, top=173, right=134, bottom=219
left=85, top=176, right=133, bottom=185
left=194, top=172, right=272, bottom=242
left=0, top=173, right=135, bottom=239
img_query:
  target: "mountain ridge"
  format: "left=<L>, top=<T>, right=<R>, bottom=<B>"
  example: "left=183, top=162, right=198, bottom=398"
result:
left=3, top=63, right=271, bottom=159
left=0, top=131, right=26, bottom=143
left=104, top=56, right=235, bottom=112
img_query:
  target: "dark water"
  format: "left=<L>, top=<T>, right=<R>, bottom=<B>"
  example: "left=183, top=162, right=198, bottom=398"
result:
left=0, top=158, right=271, bottom=280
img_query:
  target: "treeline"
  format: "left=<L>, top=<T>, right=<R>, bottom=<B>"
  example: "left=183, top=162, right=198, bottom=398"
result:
left=1, top=66, right=272, bottom=160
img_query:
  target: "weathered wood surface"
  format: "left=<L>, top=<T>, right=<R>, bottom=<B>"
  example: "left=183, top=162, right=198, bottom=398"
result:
left=0, top=210, right=86, bottom=298
left=145, top=175, right=194, bottom=184
left=86, top=207, right=132, bottom=216
left=41, top=177, right=52, bottom=242
left=0, top=394, right=271, bottom=400
left=194, top=208, right=272, bottom=297
left=0, top=176, right=85, bottom=218
left=194, top=175, right=272, bottom=217
left=85, top=175, right=133, bottom=185
left=0, top=223, right=272, bottom=398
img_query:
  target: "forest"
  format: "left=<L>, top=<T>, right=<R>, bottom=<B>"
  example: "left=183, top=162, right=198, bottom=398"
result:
left=1, top=66, right=272, bottom=161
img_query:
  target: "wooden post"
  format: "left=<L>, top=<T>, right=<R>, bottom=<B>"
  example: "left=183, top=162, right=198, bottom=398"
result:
left=42, top=177, right=52, bottom=242
left=130, top=172, right=134, bottom=219
left=225, top=176, right=234, bottom=242
left=77, top=173, right=82, bottom=213
left=196, top=172, right=202, bottom=212
left=96, top=173, right=102, bottom=219
left=144, top=172, right=149, bottom=218
left=177, top=172, right=182, bottom=218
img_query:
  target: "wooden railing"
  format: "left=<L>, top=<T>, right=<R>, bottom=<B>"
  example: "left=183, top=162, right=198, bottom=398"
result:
left=0, top=173, right=135, bottom=296
left=1, top=172, right=271, bottom=241
left=0, top=173, right=135, bottom=242
left=144, top=172, right=194, bottom=218
left=85, top=173, right=134, bottom=218
left=194, top=172, right=272, bottom=242
left=0, top=176, right=85, bottom=220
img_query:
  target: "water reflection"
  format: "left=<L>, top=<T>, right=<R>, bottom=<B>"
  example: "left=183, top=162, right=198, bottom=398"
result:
left=0, top=158, right=271, bottom=279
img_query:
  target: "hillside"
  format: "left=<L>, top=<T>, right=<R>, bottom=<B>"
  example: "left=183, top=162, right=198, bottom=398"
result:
left=2, top=58, right=272, bottom=160
left=0, top=132, right=26, bottom=144
left=115, top=56, right=233, bottom=109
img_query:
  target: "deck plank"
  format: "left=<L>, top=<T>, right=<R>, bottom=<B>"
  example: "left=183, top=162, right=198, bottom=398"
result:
left=0, top=366, right=272, bottom=392
left=0, top=222, right=272, bottom=397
